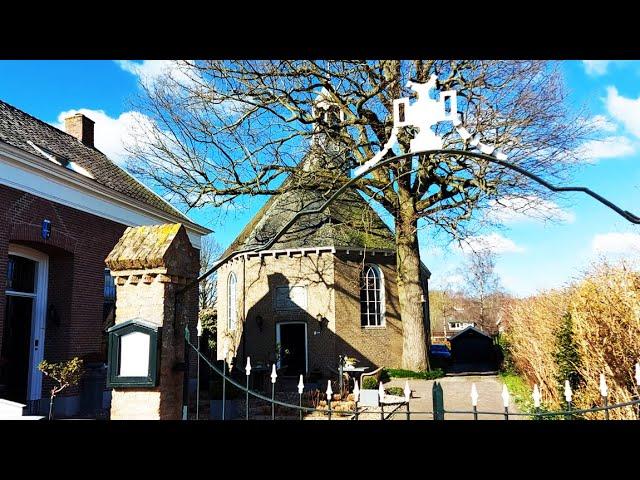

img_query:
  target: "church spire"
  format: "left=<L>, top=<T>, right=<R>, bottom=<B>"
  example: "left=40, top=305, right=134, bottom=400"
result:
left=306, top=87, right=348, bottom=172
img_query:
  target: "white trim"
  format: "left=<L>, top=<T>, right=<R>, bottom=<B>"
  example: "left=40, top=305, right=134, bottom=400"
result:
left=7, top=244, right=49, bottom=402
left=360, top=264, right=386, bottom=328
left=224, top=246, right=396, bottom=266
left=275, top=322, right=308, bottom=375
left=227, top=272, right=237, bottom=331
left=0, top=142, right=209, bottom=248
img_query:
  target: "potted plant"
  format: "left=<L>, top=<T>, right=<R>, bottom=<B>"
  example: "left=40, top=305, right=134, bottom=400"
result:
left=38, top=357, right=84, bottom=420
left=358, top=376, right=380, bottom=407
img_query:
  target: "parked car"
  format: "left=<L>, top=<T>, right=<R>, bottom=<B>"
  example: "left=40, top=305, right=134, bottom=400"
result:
left=429, top=344, right=452, bottom=363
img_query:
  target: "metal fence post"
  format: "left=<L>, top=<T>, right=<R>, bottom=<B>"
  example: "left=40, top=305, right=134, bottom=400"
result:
left=353, top=380, right=360, bottom=421
left=471, top=383, right=479, bottom=420
left=564, top=380, right=573, bottom=420
left=182, top=326, right=190, bottom=421
left=196, top=329, right=201, bottom=421
left=600, top=373, right=609, bottom=420
left=501, top=384, right=510, bottom=420
left=404, top=381, right=411, bottom=421
left=338, top=355, right=344, bottom=394
left=326, top=380, right=333, bottom=421
left=298, top=375, right=304, bottom=421
left=222, top=358, right=227, bottom=421
left=271, top=364, right=277, bottom=420
left=245, top=357, right=251, bottom=421
left=432, top=382, right=444, bottom=420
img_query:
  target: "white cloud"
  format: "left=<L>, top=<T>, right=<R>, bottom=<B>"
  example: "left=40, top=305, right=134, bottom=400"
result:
left=54, top=108, right=154, bottom=165
left=457, top=233, right=525, bottom=254
left=575, top=135, right=635, bottom=161
left=582, top=60, right=612, bottom=76
left=589, top=114, right=617, bottom=133
left=116, top=60, right=195, bottom=87
left=487, top=195, right=575, bottom=224
left=592, top=232, right=640, bottom=254
left=605, top=86, right=640, bottom=139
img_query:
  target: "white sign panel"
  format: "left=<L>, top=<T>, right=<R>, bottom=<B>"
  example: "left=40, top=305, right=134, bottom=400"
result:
left=275, top=285, right=307, bottom=311
left=119, top=331, right=150, bottom=377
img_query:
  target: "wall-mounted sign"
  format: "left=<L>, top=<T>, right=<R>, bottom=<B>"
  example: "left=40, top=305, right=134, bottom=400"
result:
left=107, top=319, right=160, bottom=388
left=41, top=219, right=51, bottom=240
left=275, top=285, right=307, bottom=311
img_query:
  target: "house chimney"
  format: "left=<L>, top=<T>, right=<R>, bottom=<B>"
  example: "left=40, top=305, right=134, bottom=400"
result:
left=64, top=113, right=95, bottom=148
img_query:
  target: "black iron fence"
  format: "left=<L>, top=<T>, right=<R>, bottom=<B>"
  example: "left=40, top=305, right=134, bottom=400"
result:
left=184, top=328, right=640, bottom=420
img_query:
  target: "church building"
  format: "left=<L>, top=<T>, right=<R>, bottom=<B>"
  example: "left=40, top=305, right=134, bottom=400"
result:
left=216, top=92, right=431, bottom=378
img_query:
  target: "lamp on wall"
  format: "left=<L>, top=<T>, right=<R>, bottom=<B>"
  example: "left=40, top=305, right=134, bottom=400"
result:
left=316, top=313, right=326, bottom=332
left=255, top=315, right=264, bottom=332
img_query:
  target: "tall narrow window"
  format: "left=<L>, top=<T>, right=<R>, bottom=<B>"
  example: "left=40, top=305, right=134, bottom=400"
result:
left=103, top=268, right=116, bottom=327
left=227, top=272, right=237, bottom=330
left=360, top=264, right=385, bottom=327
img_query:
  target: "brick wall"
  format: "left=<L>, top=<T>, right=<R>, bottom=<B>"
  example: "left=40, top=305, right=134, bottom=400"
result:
left=0, top=183, right=126, bottom=400
left=217, top=252, right=336, bottom=375
left=216, top=250, right=406, bottom=376
left=333, top=251, right=403, bottom=370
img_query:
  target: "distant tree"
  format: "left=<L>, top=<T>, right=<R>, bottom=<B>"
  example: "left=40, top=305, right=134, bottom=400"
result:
left=199, top=236, right=222, bottom=311
left=461, top=249, right=502, bottom=332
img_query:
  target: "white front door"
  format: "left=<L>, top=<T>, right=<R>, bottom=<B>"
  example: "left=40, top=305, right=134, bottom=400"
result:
left=5, top=244, right=48, bottom=403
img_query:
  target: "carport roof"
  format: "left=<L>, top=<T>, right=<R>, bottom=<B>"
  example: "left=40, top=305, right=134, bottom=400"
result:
left=448, top=325, right=492, bottom=341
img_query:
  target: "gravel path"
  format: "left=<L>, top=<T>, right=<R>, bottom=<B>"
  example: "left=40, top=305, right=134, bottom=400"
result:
left=384, top=375, right=523, bottom=420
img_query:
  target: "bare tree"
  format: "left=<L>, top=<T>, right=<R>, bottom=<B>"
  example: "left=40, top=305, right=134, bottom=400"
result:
left=126, top=60, right=590, bottom=370
left=199, top=236, right=222, bottom=311
left=460, top=249, right=502, bottom=333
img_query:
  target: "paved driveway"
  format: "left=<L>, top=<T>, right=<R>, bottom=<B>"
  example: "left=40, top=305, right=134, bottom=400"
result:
left=373, top=375, right=522, bottom=420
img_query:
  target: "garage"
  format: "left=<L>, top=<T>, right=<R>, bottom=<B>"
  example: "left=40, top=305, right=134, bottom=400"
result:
left=449, top=326, right=498, bottom=372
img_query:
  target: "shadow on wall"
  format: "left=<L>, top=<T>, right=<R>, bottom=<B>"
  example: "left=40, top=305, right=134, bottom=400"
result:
left=217, top=267, right=397, bottom=393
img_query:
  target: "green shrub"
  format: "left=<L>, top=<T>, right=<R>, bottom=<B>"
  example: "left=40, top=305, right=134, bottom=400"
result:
left=361, top=377, right=379, bottom=390
left=384, top=368, right=445, bottom=380
left=553, top=312, right=582, bottom=398
left=384, top=386, right=404, bottom=396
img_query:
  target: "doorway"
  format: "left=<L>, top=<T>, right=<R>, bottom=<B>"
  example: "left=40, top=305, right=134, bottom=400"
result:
left=0, top=245, right=48, bottom=406
left=275, top=322, right=307, bottom=376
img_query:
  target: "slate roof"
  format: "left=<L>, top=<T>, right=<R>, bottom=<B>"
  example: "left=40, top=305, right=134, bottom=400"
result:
left=222, top=154, right=396, bottom=258
left=0, top=99, right=192, bottom=222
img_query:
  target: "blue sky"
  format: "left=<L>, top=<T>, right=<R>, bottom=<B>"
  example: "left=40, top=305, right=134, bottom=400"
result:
left=1, top=60, right=639, bottom=297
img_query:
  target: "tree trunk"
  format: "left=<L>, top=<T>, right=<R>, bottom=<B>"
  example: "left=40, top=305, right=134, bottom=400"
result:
left=396, top=195, right=430, bottom=371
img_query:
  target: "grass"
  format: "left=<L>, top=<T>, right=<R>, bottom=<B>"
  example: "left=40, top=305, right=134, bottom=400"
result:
left=384, top=368, right=445, bottom=381
left=500, top=370, right=535, bottom=415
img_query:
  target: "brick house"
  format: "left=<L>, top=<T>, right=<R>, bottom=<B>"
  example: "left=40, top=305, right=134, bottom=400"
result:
left=0, top=100, right=209, bottom=416
left=216, top=143, right=431, bottom=378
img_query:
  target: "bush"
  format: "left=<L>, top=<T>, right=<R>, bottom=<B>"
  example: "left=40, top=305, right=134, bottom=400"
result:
left=361, top=377, right=379, bottom=390
left=199, top=308, right=217, bottom=352
left=553, top=312, right=582, bottom=398
left=384, top=368, right=445, bottom=380
left=505, top=261, right=640, bottom=419
left=384, top=386, right=404, bottom=397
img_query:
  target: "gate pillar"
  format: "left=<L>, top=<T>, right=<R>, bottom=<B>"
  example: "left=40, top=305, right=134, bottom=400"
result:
left=105, top=224, right=199, bottom=420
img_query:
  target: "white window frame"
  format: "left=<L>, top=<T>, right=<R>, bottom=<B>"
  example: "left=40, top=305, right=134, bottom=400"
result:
left=6, top=244, right=49, bottom=402
left=227, top=272, right=237, bottom=331
left=360, top=264, right=385, bottom=328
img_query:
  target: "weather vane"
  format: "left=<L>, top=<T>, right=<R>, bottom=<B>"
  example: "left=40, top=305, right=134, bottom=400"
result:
left=354, top=75, right=507, bottom=176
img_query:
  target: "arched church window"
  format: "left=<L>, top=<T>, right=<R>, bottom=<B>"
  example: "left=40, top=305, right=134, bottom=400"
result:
left=227, top=272, right=237, bottom=330
left=360, top=264, right=385, bottom=327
